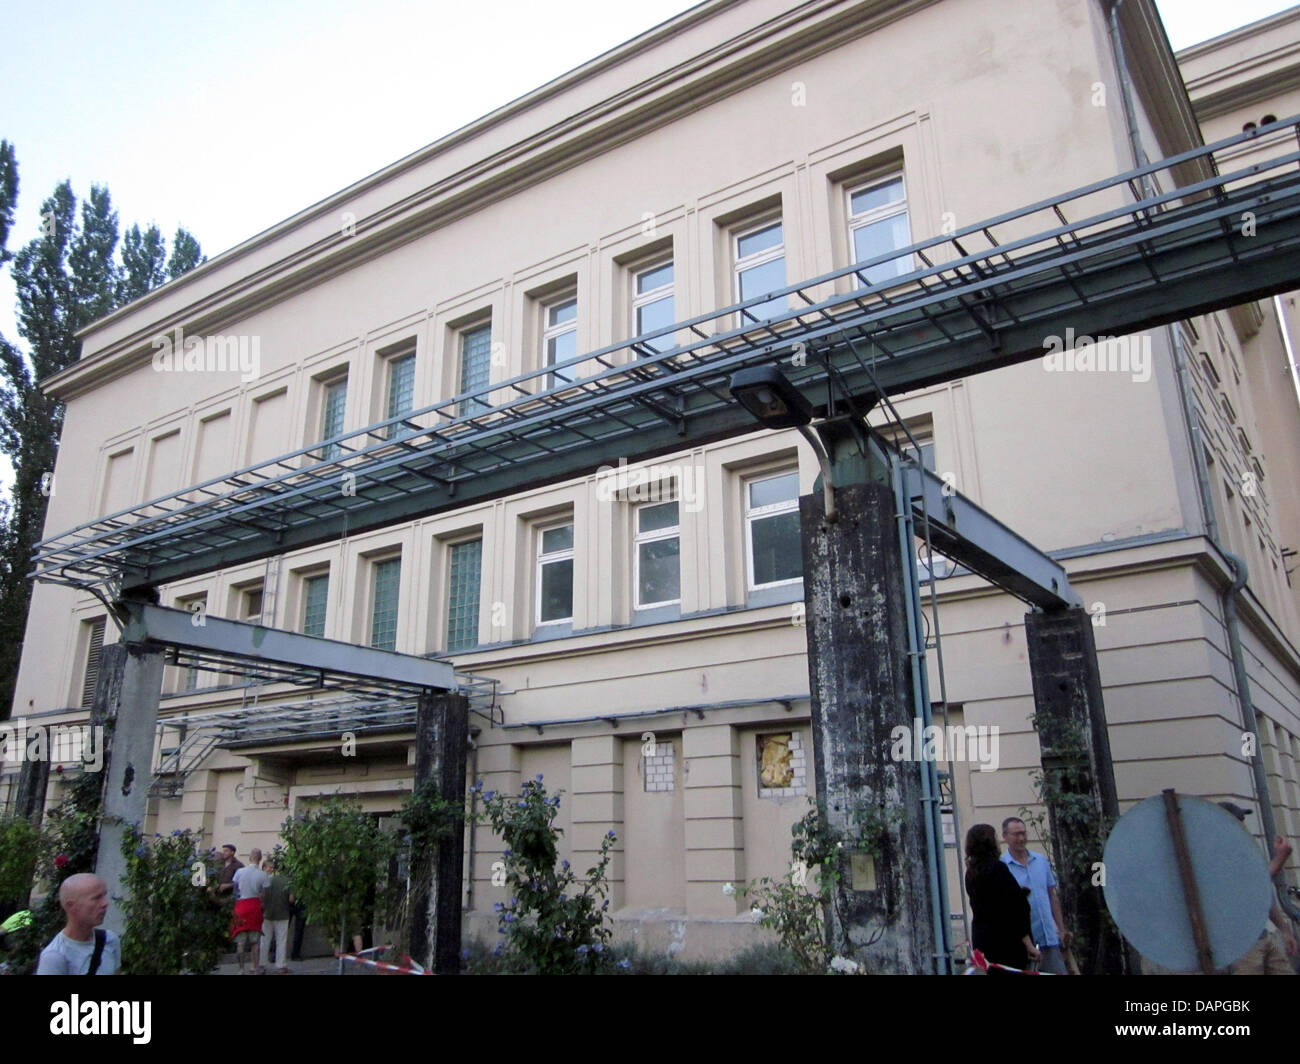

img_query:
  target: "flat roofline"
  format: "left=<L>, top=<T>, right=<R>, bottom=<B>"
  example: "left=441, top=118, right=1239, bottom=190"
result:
left=63, top=0, right=736, bottom=348
left=1175, top=3, right=1300, bottom=59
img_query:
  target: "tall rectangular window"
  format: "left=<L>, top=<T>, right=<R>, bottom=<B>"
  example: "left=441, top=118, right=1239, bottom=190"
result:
left=633, top=261, right=674, bottom=356
left=745, top=470, right=802, bottom=589
left=385, top=353, right=416, bottom=439
left=320, top=376, right=348, bottom=460
left=176, top=595, right=207, bottom=691
left=543, top=296, right=578, bottom=389
left=536, top=523, right=574, bottom=625
left=459, top=324, right=492, bottom=417
left=734, top=219, right=787, bottom=322
left=302, top=574, right=329, bottom=638
left=446, top=539, right=483, bottom=652
left=80, top=617, right=106, bottom=707
left=848, top=174, right=911, bottom=286
left=370, top=557, right=402, bottom=650
left=634, top=500, right=680, bottom=608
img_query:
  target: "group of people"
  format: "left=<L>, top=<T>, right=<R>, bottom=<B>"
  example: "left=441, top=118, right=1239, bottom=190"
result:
left=215, top=845, right=298, bottom=974
left=964, top=816, right=1071, bottom=974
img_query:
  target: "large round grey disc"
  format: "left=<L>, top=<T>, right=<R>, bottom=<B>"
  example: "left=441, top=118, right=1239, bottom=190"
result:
left=1103, top=794, right=1272, bottom=971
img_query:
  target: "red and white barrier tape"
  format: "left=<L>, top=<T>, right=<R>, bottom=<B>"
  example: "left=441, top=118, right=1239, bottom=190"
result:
left=336, top=945, right=432, bottom=975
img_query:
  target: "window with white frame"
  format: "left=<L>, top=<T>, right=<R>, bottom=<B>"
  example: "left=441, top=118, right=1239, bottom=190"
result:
left=536, top=523, right=574, bottom=625
left=370, top=556, right=402, bottom=650
left=384, top=351, right=416, bottom=439
left=847, top=174, right=911, bottom=286
left=634, top=499, right=680, bottom=609
left=632, top=260, right=674, bottom=355
left=301, top=572, right=329, bottom=638
left=745, top=470, right=802, bottom=590
left=446, top=538, right=483, bottom=652
left=542, top=295, right=578, bottom=388
left=734, top=218, right=787, bottom=322
left=319, top=374, right=348, bottom=460
left=238, top=585, right=265, bottom=623
left=459, top=323, right=492, bottom=416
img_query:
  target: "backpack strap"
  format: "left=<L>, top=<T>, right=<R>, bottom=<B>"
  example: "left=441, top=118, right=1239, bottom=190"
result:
left=87, top=928, right=107, bottom=975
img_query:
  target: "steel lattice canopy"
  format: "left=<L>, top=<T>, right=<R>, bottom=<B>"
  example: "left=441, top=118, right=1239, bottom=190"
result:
left=31, top=118, right=1300, bottom=593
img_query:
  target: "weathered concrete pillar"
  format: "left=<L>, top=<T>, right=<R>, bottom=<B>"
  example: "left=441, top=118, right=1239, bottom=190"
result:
left=409, top=690, right=469, bottom=975
left=90, top=641, right=166, bottom=935
left=1024, top=607, right=1126, bottom=975
left=14, top=749, right=50, bottom=826
left=801, top=481, right=934, bottom=973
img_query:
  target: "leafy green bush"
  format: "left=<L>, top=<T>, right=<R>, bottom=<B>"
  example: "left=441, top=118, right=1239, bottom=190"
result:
left=2, top=771, right=102, bottom=974
left=0, top=814, right=40, bottom=909
left=474, top=775, right=615, bottom=974
left=277, top=799, right=398, bottom=952
left=118, top=827, right=228, bottom=974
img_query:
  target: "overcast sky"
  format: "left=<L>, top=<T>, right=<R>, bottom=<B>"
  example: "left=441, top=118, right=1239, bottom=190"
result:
left=0, top=0, right=1294, bottom=343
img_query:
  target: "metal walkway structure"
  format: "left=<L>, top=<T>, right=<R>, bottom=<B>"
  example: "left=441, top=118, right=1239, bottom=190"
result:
left=30, top=118, right=1300, bottom=594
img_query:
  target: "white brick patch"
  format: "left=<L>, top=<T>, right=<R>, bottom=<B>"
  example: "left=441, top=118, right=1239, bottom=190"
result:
left=645, top=741, right=675, bottom=792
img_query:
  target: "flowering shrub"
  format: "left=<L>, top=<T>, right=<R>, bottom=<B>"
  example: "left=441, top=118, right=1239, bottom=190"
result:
left=118, top=827, right=229, bottom=974
left=475, top=775, right=616, bottom=974
left=3, top=772, right=103, bottom=974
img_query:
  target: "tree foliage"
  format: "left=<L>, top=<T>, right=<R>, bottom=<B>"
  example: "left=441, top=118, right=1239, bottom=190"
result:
left=118, top=827, right=229, bottom=975
left=277, top=799, right=397, bottom=951
left=0, top=143, right=203, bottom=720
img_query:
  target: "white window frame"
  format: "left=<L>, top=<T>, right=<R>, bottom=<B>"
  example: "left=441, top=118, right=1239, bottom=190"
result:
left=632, top=259, right=674, bottom=355
left=846, top=172, right=911, bottom=282
left=744, top=469, right=802, bottom=591
left=535, top=521, right=575, bottom=626
left=633, top=498, right=681, bottom=610
left=733, top=217, right=786, bottom=323
left=542, top=294, right=578, bottom=389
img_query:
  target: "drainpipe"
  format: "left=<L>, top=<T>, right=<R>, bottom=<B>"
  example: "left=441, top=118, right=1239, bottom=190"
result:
left=465, top=730, right=480, bottom=914
left=1108, top=0, right=1299, bottom=921
left=1106, top=0, right=1157, bottom=200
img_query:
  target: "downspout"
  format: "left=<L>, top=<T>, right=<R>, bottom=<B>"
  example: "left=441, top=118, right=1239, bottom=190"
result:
left=1107, top=0, right=1300, bottom=921
left=465, top=729, right=480, bottom=914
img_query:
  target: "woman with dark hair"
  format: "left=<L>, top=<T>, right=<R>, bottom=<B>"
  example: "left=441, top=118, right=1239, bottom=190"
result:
left=964, top=823, right=1039, bottom=972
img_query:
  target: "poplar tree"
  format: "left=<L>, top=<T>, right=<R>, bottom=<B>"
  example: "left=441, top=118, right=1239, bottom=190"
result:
left=0, top=143, right=205, bottom=719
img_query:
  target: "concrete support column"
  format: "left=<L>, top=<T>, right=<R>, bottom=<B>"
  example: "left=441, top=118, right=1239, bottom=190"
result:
left=683, top=723, right=744, bottom=916
left=14, top=751, right=50, bottom=825
left=409, top=690, right=469, bottom=975
left=1024, top=606, right=1125, bottom=975
left=801, top=481, right=933, bottom=974
left=90, top=641, right=166, bottom=936
left=570, top=736, right=624, bottom=906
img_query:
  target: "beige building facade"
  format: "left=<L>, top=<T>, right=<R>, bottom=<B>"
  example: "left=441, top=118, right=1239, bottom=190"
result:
left=7, top=0, right=1300, bottom=960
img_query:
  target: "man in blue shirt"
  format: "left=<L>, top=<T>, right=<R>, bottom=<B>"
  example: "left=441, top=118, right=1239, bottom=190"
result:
left=1001, top=817, right=1071, bottom=973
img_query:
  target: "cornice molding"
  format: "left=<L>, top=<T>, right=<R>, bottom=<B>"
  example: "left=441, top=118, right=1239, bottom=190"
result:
left=47, top=0, right=937, bottom=401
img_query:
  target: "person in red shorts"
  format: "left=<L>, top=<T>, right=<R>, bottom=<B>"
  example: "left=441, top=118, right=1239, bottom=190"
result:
left=231, top=847, right=270, bottom=973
